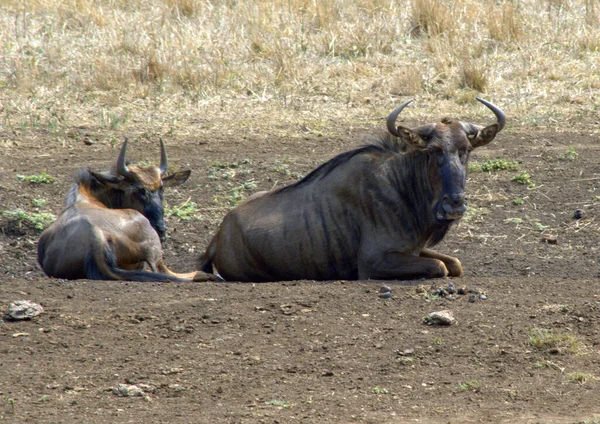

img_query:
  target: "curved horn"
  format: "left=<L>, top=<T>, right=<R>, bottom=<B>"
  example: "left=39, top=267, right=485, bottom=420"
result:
left=116, top=137, right=135, bottom=180
left=159, top=137, right=168, bottom=175
left=476, top=97, right=506, bottom=132
left=386, top=99, right=414, bottom=137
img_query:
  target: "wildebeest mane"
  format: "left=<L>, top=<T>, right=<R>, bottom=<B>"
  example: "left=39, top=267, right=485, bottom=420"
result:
left=276, top=132, right=408, bottom=194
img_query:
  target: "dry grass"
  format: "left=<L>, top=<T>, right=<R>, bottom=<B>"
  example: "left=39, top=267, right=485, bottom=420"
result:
left=0, top=0, right=599, bottom=138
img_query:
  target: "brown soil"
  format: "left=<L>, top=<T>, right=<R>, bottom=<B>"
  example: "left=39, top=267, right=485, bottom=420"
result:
left=1, top=124, right=600, bottom=423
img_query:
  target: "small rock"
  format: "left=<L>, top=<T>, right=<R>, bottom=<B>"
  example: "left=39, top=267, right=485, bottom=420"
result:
left=480, top=294, right=487, bottom=300
left=573, top=209, right=584, bottom=220
left=378, top=291, right=392, bottom=299
left=425, top=310, right=455, bottom=326
left=447, top=286, right=456, bottom=295
left=322, top=370, right=334, bottom=377
left=457, top=287, right=467, bottom=295
left=436, top=289, right=448, bottom=297
left=541, top=234, right=558, bottom=244
left=112, top=384, right=145, bottom=397
left=468, top=294, right=478, bottom=303
left=83, top=137, right=94, bottom=146
left=379, top=286, right=392, bottom=294
left=6, top=300, right=43, bottom=320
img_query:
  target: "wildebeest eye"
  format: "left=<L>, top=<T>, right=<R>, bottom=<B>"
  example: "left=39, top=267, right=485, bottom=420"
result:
left=137, top=187, right=150, bottom=200
left=436, top=152, right=445, bottom=166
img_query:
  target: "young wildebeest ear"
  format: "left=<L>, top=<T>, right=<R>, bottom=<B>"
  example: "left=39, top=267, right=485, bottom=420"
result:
left=89, top=171, right=123, bottom=188
left=162, top=169, right=191, bottom=187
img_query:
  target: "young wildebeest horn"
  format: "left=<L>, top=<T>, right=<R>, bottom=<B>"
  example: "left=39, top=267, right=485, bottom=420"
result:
left=159, top=137, right=168, bottom=175
left=199, top=98, right=506, bottom=282
left=116, top=137, right=135, bottom=180
left=38, top=138, right=218, bottom=282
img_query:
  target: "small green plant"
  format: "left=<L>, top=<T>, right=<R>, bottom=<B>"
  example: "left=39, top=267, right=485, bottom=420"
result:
left=529, top=328, right=582, bottom=354
left=421, top=291, right=441, bottom=301
left=512, top=171, right=534, bottom=188
left=534, top=360, right=564, bottom=371
left=469, top=158, right=519, bottom=173
left=32, top=198, right=47, bottom=207
left=559, top=146, right=579, bottom=161
left=534, top=222, right=548, bottom=232
left=101, top=109, right=127, bottom=130
left=396, top=357, right=414, bottom=364
left=165, top=200, right=200, bottom=220
left=567, top=372, right=594, bottom=384
left=456, top=380, right=479, bottom=391
left=17, top=172, right=55, bottom=184
left=5, top=397, right=15, bottom=413
left=513, top=198, right=524, bottom=205
left=2, top=210, right=56, bottom=231
left=264, top=400, right=292, bottom=408
left=432, top=336, right=444, bottom=345
left=505, top=217, right=524, bottom=225
left=372, top=386, right=390, bottom=394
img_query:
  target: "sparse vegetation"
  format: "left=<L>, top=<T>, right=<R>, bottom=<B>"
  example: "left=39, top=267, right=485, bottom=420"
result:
left=559, top=146, right=579, bottom=161
left=469, top=157, right=519, bottom=174
left=513, top=198, right=524, bottom=205
left=1, top=0, right=598, bottom=140
left=529, top=328, right=583, bottom=355
left=567, top=372, right=595, bottom=384
left=165, top=200, right=200, bottom=220
left=1, top=209, right=56, bottom=231
left=17, top=172, right=55, bottom=184
left=456, top=380, right=479, bottom=391
left=512, top=171, right=535, bottom=188
left=372, top=386, right=390, bottom=394
left=264, top=400, right=292, bottom=408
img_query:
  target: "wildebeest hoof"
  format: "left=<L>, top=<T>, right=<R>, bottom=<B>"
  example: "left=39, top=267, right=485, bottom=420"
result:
left=193, top=272, right=223, bottom=282
left=445, top=258, right=463, bottom=277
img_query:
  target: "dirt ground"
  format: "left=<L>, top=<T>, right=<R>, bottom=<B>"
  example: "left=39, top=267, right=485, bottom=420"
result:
left=1, top=119, right=600, bottom=423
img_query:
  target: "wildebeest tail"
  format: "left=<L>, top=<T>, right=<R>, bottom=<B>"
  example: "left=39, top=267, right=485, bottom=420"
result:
left=85, top=230, right=188, bottom=282
left=198, top=252, right=213, bottom=274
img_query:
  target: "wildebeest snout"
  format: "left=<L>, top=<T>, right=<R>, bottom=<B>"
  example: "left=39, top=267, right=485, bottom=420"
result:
left=442, top=193, right=467, bottom=219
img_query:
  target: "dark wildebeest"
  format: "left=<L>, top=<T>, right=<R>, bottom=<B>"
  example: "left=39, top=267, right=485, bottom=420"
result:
left=38, top=138, right=217, bottom=282
left=199, top=98, right=505, bottom=282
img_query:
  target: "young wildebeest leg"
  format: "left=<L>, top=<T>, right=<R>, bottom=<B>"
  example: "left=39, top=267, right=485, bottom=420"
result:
left=155, top=260, right=219, bottom=282
left=358, top=250, right=449, bottom=280
left=420, top=248, right=463, bottom=277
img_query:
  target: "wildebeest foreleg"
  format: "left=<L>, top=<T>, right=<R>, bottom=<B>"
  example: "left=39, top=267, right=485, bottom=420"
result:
left=359, top=250, right=449, bottom=280
left=419, top=248, right=463, bottom=277
left=156, top=260, right=221, bottom=282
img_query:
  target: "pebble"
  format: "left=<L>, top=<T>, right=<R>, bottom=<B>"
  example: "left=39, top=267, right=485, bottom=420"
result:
left=112, top=384, right=145, bottom=397
left=5, top=300, right=44, bottom=320
left=468, top=294, right=478, bottom=303
left=457, top=287, right=467, bottom=295
left=378, top=285, right=392, bottom=299
left=425, top=310, right=455, bottom=325
left=573, top=209, right=584, bottom=220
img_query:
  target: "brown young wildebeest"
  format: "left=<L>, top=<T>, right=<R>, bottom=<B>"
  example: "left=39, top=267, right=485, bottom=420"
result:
left=199, top=98, right=505, bottom=282
left=38, top=138, right=217, bottom=282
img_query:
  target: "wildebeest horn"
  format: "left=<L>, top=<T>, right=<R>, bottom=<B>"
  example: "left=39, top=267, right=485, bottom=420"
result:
left=159, top=137, right=168, bottom=175
left=386, top=99, right=415, bottom=138
left=116, top=137, right=135, bottom=180
left=476, top=97, right=506, bottom=132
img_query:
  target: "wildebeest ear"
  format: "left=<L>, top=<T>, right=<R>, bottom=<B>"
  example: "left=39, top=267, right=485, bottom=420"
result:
left=469, top=123, right=500, bottom=149
left=162, top=169, right=191, bottom=187
left=396, top=127, right=426, bottom=149
left=90, top=171, right=122, bottom=188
